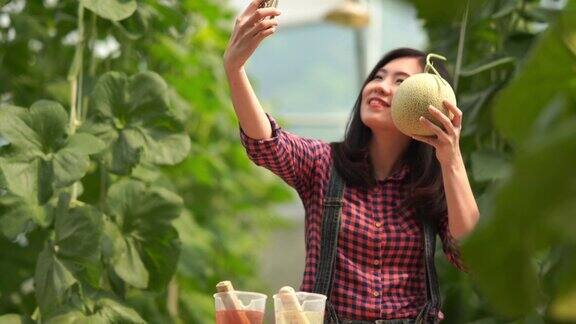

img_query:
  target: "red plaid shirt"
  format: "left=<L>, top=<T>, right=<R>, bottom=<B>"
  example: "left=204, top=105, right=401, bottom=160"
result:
left=240, top=115, right=465, bottom=321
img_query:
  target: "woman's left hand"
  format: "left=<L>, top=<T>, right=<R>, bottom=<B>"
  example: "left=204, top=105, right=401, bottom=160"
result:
left=412, top=100, right=463, bottom=167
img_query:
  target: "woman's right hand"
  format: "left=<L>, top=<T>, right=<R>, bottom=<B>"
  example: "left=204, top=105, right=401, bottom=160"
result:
left=223, top=0, right=282, bottom=72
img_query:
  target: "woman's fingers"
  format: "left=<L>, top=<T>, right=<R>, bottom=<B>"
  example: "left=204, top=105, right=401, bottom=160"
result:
left=240, top=0, right=265, bottom=19
left=254, top=25, right=277, bottom=41
left=419, top=116, right=449, bottom=141
left=442, top=100, right=463, bottom=128
left=245, top=17, right=278, bottom=38
left=412, top=134, right=437, bottom=148
left=243, top=8, right=281, bottom=29
left=427, top=104, right=456, bottom=137
left=224, top=4, right=280, bottom=71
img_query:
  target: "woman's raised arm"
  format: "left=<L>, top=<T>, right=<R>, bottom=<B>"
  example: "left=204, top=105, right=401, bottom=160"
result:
left=223, top=0, right=281, bottom=139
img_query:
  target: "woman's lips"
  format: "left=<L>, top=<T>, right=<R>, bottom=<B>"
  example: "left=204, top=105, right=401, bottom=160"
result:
left=368, top=98, right=390, bottom=109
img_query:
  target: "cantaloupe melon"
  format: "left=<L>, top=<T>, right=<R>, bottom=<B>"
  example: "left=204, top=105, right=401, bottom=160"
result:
left=391, top=54, right=456, bottom=136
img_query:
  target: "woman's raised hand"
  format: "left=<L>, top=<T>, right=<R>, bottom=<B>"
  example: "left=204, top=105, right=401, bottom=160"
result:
left=223, top=0, right=282, bottom=71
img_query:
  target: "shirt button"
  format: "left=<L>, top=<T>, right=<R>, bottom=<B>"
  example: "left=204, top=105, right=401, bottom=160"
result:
left=373, top=291, right=380, bottom=297
left=373, top=260, right=380, bottom=266
left=375, top=221, right=382, bottom=228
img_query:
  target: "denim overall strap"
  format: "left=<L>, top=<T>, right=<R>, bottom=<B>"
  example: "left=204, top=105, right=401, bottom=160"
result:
left=413, top=213, right=440, bottom=324
left=313, top=164, right=345, bottom=324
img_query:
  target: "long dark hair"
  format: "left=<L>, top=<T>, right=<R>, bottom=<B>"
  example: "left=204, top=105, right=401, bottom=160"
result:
left=330, top=47, right=454, bottom=220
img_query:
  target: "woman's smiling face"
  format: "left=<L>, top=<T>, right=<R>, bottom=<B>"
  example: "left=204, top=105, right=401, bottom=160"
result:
left=360, top=56, right=423, bottom=132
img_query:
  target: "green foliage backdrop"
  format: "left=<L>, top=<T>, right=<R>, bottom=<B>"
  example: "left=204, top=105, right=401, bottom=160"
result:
left=407, top=0, right=576, bottom=322
left=0, top=0, right=291, bottom=323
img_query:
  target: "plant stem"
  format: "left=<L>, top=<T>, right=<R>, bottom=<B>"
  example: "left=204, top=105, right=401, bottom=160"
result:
left=68, top=2, right=86, bottom=202
left=454, top=0, right=470, bottom=93
left=88, top=12, right=98, bottom=78
left=167, top=278, right=180, bottom=319
left=99, top=161, right=107, bottom=209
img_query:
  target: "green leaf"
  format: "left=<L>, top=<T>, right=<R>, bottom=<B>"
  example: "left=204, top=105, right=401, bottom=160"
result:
left=0, top=314, right=34, bottom=324
left=34, top=243, right=77, bottom=316
left=0, top=193, right=48, bottom=240
left=547, top=247, right=576, bottom=322
left=111, top=129, right=143, bottom=175
left=96, top=297, right=146, bottom=323
left=105, top=179, right=182, bottom=291
left=81, top=0, right=138, bottom=22
left=53, top=133, right=105, bottom=187
left=0, top=105, right=43, bottom=157
left=471, top=150, right=512, bottom=182
left=463, top=121, right=576, bottom=317
left=65, top=133, right=107, bottom=156
left=139, top=225, right=180, bottom=291
left=463, top=223, right=540, bottom=317
left=55, top=204, right=103, bottom=286
left=44, top=310, right=90, bottom=324
left=0, top=101, right=105, bottom=203
left=84, top=71, right=191, bottom=175
left=550, top=290, right=576, bottom=322
left=102, top=219, right=149, bottom=289
left=492, top=3, right=576, bottom=145
left=45, top=296, right=145, bottom=324
left=29, top=100, right=68, bottom=152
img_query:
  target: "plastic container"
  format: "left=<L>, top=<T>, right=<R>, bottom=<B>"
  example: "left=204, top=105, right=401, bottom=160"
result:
left=214, top=291, right=267, bottom=324
left=273, top=291, right=327, bottom=324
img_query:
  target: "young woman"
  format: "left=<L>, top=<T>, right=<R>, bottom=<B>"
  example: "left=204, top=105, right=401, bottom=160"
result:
left=223, top=1, right=479, bottom=322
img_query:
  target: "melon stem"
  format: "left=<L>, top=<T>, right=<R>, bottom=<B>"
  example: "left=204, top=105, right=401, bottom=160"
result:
left=424, top=53, right=449, bottom=86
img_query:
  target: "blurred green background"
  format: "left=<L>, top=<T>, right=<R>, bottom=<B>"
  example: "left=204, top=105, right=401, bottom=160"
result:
left=0, top=0, right=575, bottom=323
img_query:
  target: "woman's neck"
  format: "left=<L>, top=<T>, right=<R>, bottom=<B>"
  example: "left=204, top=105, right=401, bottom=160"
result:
left=369, top=130, right=412, bottom=181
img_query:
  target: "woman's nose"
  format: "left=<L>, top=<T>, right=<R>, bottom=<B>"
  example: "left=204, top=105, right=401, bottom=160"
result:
left=374, top=81, right=392, bottom=96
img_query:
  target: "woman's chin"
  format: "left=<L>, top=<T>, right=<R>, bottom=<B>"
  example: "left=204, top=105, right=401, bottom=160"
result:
left=364, top=120, right=411, bottom=138
left=361, top=115, right=395, bottom=131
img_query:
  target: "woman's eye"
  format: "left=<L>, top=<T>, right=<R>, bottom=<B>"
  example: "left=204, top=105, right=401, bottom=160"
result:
left=395, top=79, right=405, bottom=84
left=373, top=75, right=383, bottom=80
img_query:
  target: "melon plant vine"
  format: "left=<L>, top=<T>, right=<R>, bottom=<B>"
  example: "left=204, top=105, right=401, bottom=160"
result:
left=0, top=1, right=190, bottom=322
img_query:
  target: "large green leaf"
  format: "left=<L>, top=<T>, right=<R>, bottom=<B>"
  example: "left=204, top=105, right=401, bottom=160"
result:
left=0, top=105, right=44, bottom=159
left=0, top=156, right=58, bottom=239
left=34, top=243, right=77, bottom=316
left=81, top=0, right=138, bottom=22
left=0, top=314, right=34, bottom=324
left=545, top=245, right=576, bottom=322
left=104, top=179, right=182, bottom=291
left=83, top=71, right=190, bottom=175
left=0, top=193, right=50, bottom=240
left=35, top=199, right=103, bottom=315
left=463, top=121, right=576, bottom=316
left=462, top=223, right=540, bottom=317
left=0, top=157, right=46, bottom=202
left=470, top=150, right=512, bottom=182
left=102, top=218, right=149, bottom=289
left=492, top=2, right=576, bottom=145
left=45, top=294, right=145, bottom=324
left=53, top=133, right=106, bottom=187
left=55, top=203, right=103, bottom=286
left=0, top=101, right=105, bottom=203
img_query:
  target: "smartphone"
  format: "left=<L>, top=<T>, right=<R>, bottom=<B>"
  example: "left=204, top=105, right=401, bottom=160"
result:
left=258, top=0, right=279, bottom=9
